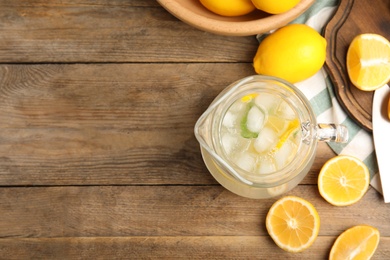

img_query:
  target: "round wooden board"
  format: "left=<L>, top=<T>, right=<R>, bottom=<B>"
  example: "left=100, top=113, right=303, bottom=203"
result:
left=323, top=0, right=390, bottom=132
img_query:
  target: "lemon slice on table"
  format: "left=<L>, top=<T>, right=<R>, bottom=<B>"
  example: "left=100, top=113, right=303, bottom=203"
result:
left=329, top=225, right=380, bottom=260
left=346, top=33, right=390, bottom=91
left=266, top=196, right=320, bottom=253
left=318, top=155, right=369, bottom=206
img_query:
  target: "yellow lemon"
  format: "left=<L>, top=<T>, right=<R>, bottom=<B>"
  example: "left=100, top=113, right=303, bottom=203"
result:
left=253, top=24, right=327, bottom=83
left=251, top=0, right=300, bottom=14
left=329, top=225, right=380, bottom=260
left=318, top=155, right=369, bottom=206
left=266, top=196, right=320, bottom=253
left=273, top=118, right=299, bottom=151
left=346, top=33, right=390, bottom=91
left=199, top=0, right=256, bottom=17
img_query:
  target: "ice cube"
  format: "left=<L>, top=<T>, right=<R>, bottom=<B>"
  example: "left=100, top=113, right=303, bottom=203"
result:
left=221, top=133, right=237, bottom=155
left=236, top=135, right=252, bottom=152
left=274, top=140, right=295, bottom=169
left=257, top=158, right=276, bottom=174
left=229, top=100, right=246, bottom=113
left=254, top=127, right=277, bottom=153
left=254, top=93, right=279, bottom=112
left=276, top=101, right=296, bottom=120
left=222, top=111, right=236, bottom=128
left=234, top=152, right=256, bottom=172
left=246, top=105, right=265, bottom=133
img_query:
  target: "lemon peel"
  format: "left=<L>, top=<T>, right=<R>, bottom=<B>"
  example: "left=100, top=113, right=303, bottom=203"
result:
left=251, top=0, right=300, bottom=14
left=199, top=0, right=255, bottom=17
left=253, top=24, right=327, bottom=83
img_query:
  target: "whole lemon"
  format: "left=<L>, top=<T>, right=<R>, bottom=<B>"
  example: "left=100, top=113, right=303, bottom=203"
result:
left=253, top=24, right=327, bottom=83
left=251, top=0, right=300, bottom=14
left=199, top=0, right=256, bottom=17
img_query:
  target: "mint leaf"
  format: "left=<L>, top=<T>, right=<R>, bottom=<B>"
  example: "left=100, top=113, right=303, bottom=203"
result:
left=240, top=102, right=259, bottom=139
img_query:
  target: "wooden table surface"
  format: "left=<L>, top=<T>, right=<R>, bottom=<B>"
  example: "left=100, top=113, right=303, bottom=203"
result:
left=0, top=1, right=389, bottom=259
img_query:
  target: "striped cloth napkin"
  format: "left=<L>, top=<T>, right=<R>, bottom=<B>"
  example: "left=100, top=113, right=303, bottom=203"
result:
left=257, top=0, right=380, bottom=191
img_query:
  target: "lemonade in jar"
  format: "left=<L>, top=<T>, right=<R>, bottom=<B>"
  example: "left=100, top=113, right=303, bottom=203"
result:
left=221, top=91, right=300, bottom=179
left=195, top=75, right=348, bottom=199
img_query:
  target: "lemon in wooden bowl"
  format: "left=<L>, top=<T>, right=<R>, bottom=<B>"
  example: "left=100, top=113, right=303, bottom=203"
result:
left=157, top=0, right=315, bottom=36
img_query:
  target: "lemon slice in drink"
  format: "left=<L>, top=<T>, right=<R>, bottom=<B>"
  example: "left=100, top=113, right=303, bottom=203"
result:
left=267, top=115, right=288, bottom=134
left=273, top=118, right=299, bottom=151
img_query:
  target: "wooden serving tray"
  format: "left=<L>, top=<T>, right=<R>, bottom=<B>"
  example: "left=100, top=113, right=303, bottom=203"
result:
left=324, top=0, right=390, bottom=132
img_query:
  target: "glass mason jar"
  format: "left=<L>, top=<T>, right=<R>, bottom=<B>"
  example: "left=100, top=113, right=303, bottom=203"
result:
left=194, top=75, right=348, bottom=199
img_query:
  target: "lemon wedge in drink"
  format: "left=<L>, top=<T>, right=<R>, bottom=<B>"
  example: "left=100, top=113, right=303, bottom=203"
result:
left=273, top=119, right=299, bottom=151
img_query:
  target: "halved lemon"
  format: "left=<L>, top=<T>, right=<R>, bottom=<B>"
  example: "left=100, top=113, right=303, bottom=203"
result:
left=318, top=155, right=369, bottom=206
left=266, top=196, right=320, bottom=253
left=346, top=33, right=390, bottom=91
left=329, top=225, right=380, bottom=260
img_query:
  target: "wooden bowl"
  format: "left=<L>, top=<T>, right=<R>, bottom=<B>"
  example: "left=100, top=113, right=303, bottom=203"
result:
left=157, top=0, right=315, bottom=36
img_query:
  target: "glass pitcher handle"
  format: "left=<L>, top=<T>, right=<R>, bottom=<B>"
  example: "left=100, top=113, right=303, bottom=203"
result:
left=316, top=123, right=349, bottom=143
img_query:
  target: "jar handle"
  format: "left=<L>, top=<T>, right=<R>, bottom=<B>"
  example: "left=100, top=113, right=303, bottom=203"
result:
left=315, top=123, right=349, bottom=143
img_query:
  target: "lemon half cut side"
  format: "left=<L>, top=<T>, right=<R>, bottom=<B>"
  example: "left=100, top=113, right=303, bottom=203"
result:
left=318, top=155, right=369, bottom=206
left=329, top=225, right=380, bottom=260
left=347, top=33, right=390, bottom=91
left=266, top=196, right=320, bottom=253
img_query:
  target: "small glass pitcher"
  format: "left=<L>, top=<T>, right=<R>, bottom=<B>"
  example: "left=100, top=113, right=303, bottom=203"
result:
left=194, top=75, right=348, bottom=199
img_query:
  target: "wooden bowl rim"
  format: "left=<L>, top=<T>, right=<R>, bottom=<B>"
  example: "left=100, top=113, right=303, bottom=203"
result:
left=157, top=0, right=316, bottom=36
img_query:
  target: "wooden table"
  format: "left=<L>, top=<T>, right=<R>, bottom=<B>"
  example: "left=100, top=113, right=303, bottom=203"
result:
left=0, top=1, right=389, bottom=259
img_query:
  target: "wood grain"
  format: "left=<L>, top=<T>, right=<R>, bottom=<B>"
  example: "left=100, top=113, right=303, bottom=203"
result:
left=0, top=186, right=386, bottom=238
left=2, top=236, right=390, bottom=259
left=0, top=63, right=246, bottom=185
left=324, top=0, right=390, bottom=131
left=0, top=186, right=388, bottom=259
left=0, top=64, right=334, bottom=186
left=0, top=0, right=258, bottom=63
left=0, top=1, right=388, bottom=259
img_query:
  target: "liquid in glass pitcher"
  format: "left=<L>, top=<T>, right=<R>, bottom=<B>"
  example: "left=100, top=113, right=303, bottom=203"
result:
left=194, top=75, right=348, bottom=199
